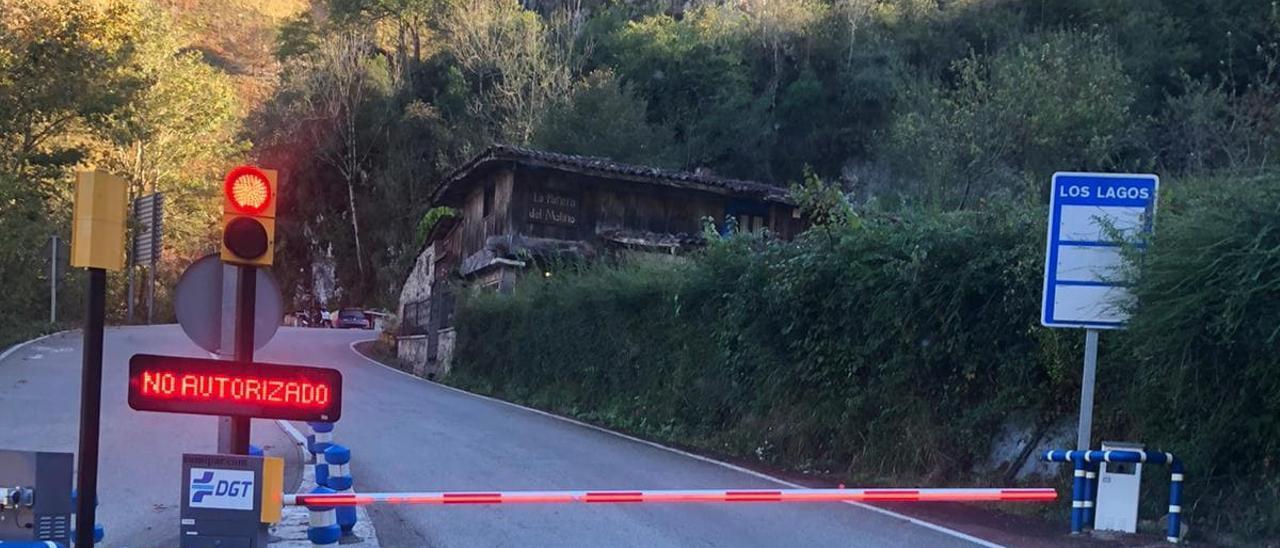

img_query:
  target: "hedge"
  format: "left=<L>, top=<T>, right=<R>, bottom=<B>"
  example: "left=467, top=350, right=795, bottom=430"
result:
left=449, top=174, right=1280, bottom=540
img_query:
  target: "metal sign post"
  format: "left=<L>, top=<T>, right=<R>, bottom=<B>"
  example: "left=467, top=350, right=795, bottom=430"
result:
left=131, top=193, right=164, bottom=324
left=231, top=265, right=257, bottom=455
left=75, top=268, right=106, bottom=548
left=1077, top=329, right=1099, bottom=450
left=49, top=235, right=58, bottom=324
left=1041, top=172, right=1158, bottom=451
left=68, top=171, right=128, bottom=548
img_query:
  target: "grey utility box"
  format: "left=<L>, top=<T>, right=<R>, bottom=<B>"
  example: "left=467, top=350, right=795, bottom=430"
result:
left=0, top=449, right=74, bottom=545
left=1095, top=440, right=1143, bottom=533
left=180, top=453, right=282, bottom=548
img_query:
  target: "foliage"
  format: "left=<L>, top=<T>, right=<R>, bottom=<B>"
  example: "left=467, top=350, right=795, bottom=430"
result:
left=1118, top=174, right=1280, bottom=537
left=451, top=174, right=1280, bottom=538
left=452, top=206, right=1072, bottom=480
left=413, top=206, right=458, bottom=249
left=531, top=69, right=677, bottom=166
left=885, top=32, right=1135, bottom=208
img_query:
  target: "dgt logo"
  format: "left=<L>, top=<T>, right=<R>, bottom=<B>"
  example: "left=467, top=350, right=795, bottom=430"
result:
left=189, top=468, right=255, bottom=510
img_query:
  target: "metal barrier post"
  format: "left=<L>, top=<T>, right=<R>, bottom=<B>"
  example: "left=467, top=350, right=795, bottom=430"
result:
left=1168, top=459, right=1184, bottom=543
left=1042, top=449, right=1186, bottom=543
left=1083, top=461, right=1098, bottom=529
left=1070, top=452, right=1085, bottom=534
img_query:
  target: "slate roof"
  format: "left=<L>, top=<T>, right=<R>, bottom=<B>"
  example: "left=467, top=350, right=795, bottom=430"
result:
left=432, top=145, right=793, bottom=205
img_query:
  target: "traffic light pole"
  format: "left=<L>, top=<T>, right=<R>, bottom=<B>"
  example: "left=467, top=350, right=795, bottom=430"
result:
left=75, top=268, right=107, bottom=548
left=230, top=265, right=257, bottom=454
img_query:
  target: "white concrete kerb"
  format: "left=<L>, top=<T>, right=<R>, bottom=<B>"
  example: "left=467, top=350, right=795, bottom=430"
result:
left=0, top=331, right=69, bottom=363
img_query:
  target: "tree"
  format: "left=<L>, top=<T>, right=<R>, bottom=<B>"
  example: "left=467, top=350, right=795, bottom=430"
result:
left=97, top=4, right=244, bottom=259
left=443, top=0, right=574, bottom=147
left=0, top=0, right=144, bottom=177
left=885, top=32, right=1135, bottom=209
left=531, top=69, right=675, bottom=165
left=291, top=30, right=390, bottom=277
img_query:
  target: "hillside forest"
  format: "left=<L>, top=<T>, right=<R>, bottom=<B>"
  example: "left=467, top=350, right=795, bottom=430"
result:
left=4, top=0, right=1279, bottom=332
left=2, top=0, right=1280, bottom=541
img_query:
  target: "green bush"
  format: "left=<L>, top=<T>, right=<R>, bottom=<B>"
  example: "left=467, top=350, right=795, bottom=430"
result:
left=452, top=207, right=1078, bottom=478
left=1118, top=174, right=1280, bottom=537
left=450, top=176, right=1280, bottom=539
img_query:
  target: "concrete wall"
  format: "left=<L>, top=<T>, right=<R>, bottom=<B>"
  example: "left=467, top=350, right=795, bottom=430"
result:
left=398, top=335, right=430, bottom=376
left=396, top=245, right=434, bottom=373
left=435, top=328, right=456, bottom=378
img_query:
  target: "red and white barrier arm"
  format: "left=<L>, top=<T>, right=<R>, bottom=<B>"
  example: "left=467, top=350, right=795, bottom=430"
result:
left=285, top=487, right=1056, bottom=507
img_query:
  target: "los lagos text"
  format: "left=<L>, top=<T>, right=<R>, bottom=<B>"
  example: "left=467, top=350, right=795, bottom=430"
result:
left=1058, top=184, right=1151, bottom=200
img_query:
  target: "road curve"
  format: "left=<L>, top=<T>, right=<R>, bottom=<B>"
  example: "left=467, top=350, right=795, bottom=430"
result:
left=0, top=326, right=300, bottom=547
left=2, top=326, right=997, bottom=547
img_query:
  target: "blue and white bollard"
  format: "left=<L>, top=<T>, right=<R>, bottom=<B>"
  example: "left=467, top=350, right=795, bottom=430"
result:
left=308, top=422, right=335, bottom=485
left=324, top=444, right=358, bottom=535
left=1168, top=458, right=1185, bottom=543
left=308, top=422, right=334, bottom=458
left=248, top=444, right=264, bottom=457
left=1070, top=453, right=1085, bottom=534
left=1083, top=462, right=1098, bottom=529
left=306, top=486, right=341, bottom=547
left=69, top=490, right=105, bottom=545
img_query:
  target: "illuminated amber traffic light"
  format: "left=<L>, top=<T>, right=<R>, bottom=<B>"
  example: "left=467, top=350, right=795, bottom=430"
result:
left=221, top=165, right=277, bottom=266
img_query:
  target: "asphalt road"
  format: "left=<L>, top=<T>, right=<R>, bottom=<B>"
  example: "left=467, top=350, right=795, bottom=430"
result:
left=0, top=326, right=300, bottom=547
left=2, top=326, right=991, bottom=547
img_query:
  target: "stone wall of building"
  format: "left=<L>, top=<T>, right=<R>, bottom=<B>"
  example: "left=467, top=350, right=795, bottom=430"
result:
left=396, top=245, right=434, bottom=372
left=434, top=328, right=456, bottom=378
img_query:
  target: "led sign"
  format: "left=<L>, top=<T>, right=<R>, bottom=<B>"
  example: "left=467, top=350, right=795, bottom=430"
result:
left=128, top=354, right=342, bottom=421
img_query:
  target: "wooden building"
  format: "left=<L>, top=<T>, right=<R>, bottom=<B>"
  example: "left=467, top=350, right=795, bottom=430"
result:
left=396, top=145, right=802, bottom=377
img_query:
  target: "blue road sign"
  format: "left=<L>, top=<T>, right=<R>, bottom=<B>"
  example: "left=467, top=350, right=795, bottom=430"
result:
left=1041, top=172, right=1159, bottom=329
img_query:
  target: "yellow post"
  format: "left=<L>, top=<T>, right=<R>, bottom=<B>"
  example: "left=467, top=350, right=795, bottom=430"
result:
left=70, top=170, right=128, bottom=271
left=260, top=456, right=284, bottom=523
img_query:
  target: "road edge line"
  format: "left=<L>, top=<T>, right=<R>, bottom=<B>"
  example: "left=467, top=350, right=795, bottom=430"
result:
left=0, top=330, right=69, bottom=363
left=346, top=339, right=1004, bottom=548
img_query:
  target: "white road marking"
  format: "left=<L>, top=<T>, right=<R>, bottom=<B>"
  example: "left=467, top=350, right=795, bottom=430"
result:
left=0, top=331, right=66, bottom=363
left=346, top=339, right=1005, bottom=548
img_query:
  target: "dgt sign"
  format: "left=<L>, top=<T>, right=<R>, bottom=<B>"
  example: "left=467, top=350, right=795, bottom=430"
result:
left=189, top=468, right=255, bottom=510
left=181, top=453, right=283, bottom=548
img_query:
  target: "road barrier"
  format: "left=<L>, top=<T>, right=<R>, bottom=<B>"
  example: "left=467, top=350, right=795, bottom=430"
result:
left=285, top=486, right=1053, bottom=546
left=285, top=487, right=1056, bottom=506
left=1041, top=449, right=1184, bottom=543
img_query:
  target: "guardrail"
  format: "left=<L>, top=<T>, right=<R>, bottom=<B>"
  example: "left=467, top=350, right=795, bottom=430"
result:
left=1041, top=449, right=1184, bottom=543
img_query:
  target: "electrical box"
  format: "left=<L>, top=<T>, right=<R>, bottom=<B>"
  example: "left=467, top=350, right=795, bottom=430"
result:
left=180, top=453, right=283, bottom=548
left=0, top=449, right=74, bottom=545
left=1095, top=441, right=1143, bottom=533
left=70, top=170, right=129, bottom=271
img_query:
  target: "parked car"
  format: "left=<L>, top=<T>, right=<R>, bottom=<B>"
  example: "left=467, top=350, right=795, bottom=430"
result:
left=335, top=308, right=370, bottom=329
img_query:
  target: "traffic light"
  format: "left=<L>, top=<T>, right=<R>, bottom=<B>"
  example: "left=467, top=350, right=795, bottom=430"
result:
left=221, top=165, right=277, bottom=266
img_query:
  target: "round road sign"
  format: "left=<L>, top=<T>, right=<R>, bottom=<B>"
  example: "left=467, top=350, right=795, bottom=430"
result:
left=174, top=253, right=283, bottom=353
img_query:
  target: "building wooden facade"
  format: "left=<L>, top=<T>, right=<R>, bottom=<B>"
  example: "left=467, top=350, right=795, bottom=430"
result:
left=396, top=145, right=803, bottom=377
